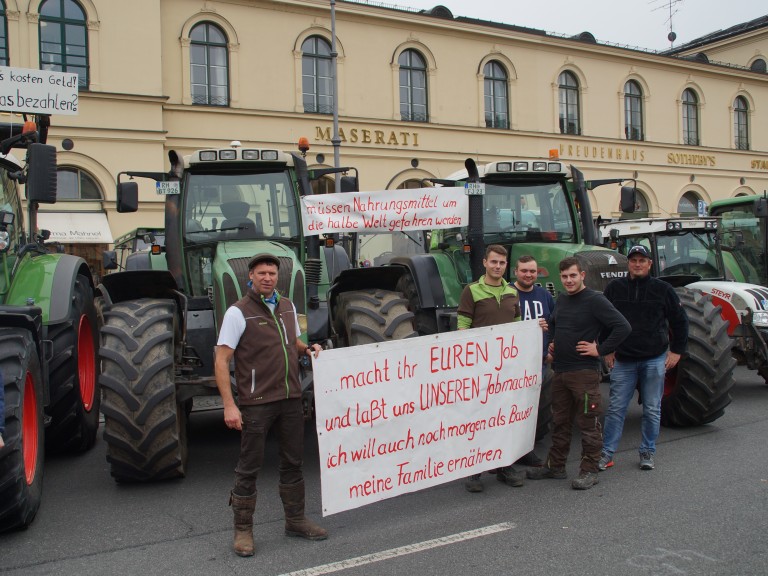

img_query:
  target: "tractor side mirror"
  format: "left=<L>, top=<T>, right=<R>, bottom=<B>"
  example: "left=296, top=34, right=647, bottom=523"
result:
left=340, top=175, right=359, bottom=193
left=26, top=144, right=58, bottom=204
left=103, top=250, right=117, bottom=270
left=620, top=185, right=636, bottom=213
left=117, top=182, right=139, bottom=213
left=754, top=197, right=768, bottom=218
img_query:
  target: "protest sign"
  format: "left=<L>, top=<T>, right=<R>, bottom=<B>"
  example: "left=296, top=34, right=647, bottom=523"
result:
left=0, top=66, right=79, bottom=115
left=313, top=320, right=542, bottom=516
left=300, top=187, right=467, bottom=235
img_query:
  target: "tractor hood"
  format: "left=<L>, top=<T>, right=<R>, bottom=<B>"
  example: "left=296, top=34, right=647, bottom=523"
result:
left=688, top=280, right=768, bottom=329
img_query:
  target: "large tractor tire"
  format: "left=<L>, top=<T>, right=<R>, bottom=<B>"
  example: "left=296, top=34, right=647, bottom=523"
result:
left=336, top=289, right=417, bottom=346
left=535, top=366, right=553, bottom=441
left=396, top=274, right=438, bottom=336
left=661, top=288, right=735, bottom=427
left=45, top=274, right=100, bottom=453
left=0, top=329, right=45, bottom=532
left=100, top=299, right=187, bottom=482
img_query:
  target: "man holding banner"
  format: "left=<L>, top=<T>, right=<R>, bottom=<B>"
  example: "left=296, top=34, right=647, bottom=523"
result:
left=215, top=253, right=326, bottom=557
left=457, top=244, right=523, bottom=493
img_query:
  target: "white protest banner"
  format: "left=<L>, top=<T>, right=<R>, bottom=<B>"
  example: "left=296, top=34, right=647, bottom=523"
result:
left=313, top=320, right=542, bottom=516
left=0, top=67, right=79, bottom=115
left=300, top=187, right=467, bottom=236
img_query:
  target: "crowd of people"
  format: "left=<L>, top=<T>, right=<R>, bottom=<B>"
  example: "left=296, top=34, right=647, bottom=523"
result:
left=213, top=243, right=689, bottom=556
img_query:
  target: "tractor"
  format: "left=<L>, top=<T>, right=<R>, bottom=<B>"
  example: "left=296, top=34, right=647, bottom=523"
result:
left=709, top=194, right=768, bottom=286
left=0, top=114, right=99, bottom=531
left=336, top=154, right=637, bottom=438
left=97, top=141, right=416, bottom=483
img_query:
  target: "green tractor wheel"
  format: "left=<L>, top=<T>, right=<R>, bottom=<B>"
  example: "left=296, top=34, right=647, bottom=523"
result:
left=45, top=274, right=100, bottom=453
left=661, top=288, right=736, bottom=427
left=336, top=289, right=417, bottom=346
left=100, top=298, right=187, bottom=482
left=396, top=274, right=438, bottom=336
left=0, top=329, right=45, bottom=532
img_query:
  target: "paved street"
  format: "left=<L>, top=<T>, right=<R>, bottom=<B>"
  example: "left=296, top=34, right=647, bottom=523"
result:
left=1, top=367, right=767, bottom=576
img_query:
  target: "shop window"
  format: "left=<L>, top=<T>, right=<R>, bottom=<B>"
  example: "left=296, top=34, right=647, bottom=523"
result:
left=56, top=167, right=102, bottom=200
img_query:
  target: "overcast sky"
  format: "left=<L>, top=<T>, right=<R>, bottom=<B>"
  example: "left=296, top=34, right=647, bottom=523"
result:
left=381, top=0, right=766, bottom=51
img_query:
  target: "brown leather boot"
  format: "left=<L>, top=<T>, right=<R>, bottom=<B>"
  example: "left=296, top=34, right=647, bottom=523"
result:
left=279, top=480, right=328, bottom=541
left=229, top=491, right=257, bottom=556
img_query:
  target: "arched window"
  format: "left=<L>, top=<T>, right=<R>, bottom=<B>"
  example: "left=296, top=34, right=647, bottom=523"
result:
left=677, top=191, right=700, bottom=215
left=39, top=0, right=89, bottom=88
left=624, top=80, right=643, bottom=141
left=0, top=2, right=8, bottom=67
left=750, top=58, right=766, bottom=73
left=399, top=49, right=428, bottom=122
left=56, top=167, right=102, bottom=200
left=734, top=96, right=749, bottom=151
left=558, top=71, right=580, bottom=135
left=302, top=36, right=333, bottom=114
left=484, top=61, right=508, bottom=129
left=682, top=89, right=699, bottom=146
left=190, top=22, right=229, bottom=106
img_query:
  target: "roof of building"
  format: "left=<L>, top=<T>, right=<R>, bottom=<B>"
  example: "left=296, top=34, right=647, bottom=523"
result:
left=340, top=1, right=766, bottom=74
left=664, top=14, right=768, bottom=54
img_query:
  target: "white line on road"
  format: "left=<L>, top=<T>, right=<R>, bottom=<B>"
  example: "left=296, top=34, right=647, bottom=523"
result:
left=278, top=522, right=516, bottom=576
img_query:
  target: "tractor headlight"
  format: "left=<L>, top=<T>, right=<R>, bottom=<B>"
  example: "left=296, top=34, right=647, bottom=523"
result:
left=752, top=310, right=768, bottom=327
left=0, top=229, right=8, bottom=252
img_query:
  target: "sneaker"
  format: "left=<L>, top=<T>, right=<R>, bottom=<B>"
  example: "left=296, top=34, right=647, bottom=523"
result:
left=515, top=451, right=544, bottom=467
left=572, top=471, right=599, bottom=490
left=496, top=466, right=525, bottom=487
left=526, top=466, right=567, bottom=480
left=464, top=474, right=483, bottom=492
left=639, top=451, right=655, bottom=470
left=598, top=454, right=614, bottom=472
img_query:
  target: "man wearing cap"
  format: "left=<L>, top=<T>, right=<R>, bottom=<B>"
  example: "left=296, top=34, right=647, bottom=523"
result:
left=215, top=253, right=326, bottom=557
left=601, top=245, right=689, bottom=472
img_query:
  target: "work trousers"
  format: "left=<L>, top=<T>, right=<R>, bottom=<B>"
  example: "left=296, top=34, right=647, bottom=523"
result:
left=233, top=398, right=304, bottom=495
left=547, top=369, right=603, bottom=474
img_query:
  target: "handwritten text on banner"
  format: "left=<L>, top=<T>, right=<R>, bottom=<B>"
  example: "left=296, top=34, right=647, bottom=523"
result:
left=0, top=66, right=79, bottom=115
left=313, top=321, right=542, bottom=516
left=300, top=187, right=467, bottom=235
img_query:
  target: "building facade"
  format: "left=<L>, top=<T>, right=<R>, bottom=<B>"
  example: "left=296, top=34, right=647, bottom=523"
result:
left=3, top=0, right=768, bottom=278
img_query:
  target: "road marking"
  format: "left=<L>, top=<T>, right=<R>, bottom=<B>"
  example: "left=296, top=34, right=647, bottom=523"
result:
left=278, top=522, right=516, bottom=576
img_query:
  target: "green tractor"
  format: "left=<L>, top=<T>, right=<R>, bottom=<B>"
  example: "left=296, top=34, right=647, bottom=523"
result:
left=97, top=141, right=416, bottom=483
left=329, top=156, right=635, bottom=437
left=0, top=116, right=99, bottom=531
left=709, top=194, right=768, bottom=286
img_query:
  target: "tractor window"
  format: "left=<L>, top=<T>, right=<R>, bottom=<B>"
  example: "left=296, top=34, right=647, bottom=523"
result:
left=183, top=171, right=300, bottom=243
left=483, top=182, right=576, bottom=242
left=0, top=166, right=22, bottom=253
left=656, top=231, right=721, bottom=279
left=718, top=208, right=764, bottom=284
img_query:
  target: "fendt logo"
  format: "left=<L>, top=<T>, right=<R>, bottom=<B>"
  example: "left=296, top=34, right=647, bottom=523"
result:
left=600, top=271, right=629, bottom=278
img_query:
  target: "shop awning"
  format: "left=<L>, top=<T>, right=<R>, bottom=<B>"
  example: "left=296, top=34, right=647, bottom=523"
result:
left=36, top=211, right=114, bottom=244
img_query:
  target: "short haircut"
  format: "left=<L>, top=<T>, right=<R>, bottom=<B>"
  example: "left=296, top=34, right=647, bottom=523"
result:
left=516, top=255, right=536, bottom=267
left=559, top=256, right=582, bottom=273
left=485, top=244, right=508, bottom=259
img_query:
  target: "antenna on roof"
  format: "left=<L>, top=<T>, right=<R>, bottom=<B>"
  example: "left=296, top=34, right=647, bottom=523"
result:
left=652, top=0, right=683, bottom=47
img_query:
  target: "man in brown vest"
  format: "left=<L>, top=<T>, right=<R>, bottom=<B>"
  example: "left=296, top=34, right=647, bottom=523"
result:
left=215, top=253, right=326, bottom=557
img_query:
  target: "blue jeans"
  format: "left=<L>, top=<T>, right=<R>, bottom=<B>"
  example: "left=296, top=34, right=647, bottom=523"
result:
left=602, top=354, right=666, bottom=457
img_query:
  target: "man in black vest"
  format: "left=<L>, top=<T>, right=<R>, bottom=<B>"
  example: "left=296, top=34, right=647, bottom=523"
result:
left=215, top=253, right=325, bottom=557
